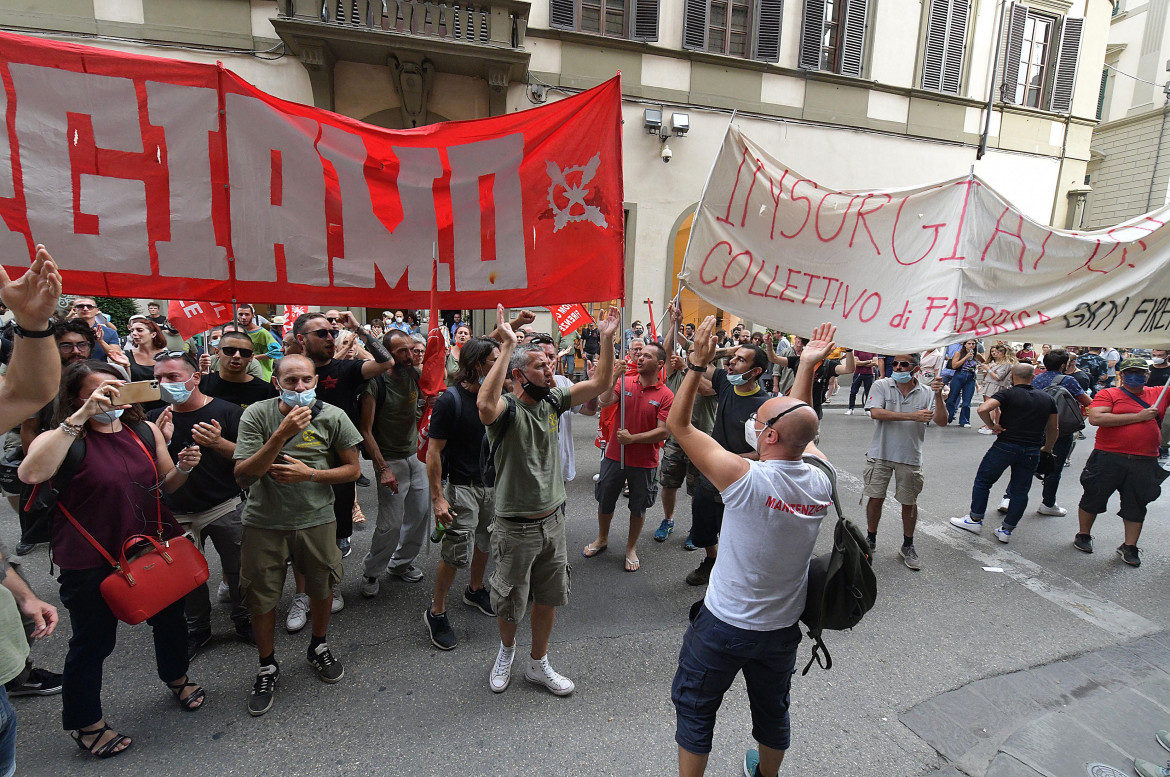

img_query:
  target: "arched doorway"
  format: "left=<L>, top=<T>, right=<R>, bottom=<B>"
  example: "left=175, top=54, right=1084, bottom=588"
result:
left=668, top=211, right=742, bottom=332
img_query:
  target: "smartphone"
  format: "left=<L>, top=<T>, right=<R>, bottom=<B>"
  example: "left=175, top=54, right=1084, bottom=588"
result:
left=117, top=379, right=160, bottom=405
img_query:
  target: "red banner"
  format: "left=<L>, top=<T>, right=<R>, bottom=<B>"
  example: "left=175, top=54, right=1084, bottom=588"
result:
left=0, top=32, right=625, bottom=308
left=546, top=304, right=594, bottom=337
left=167, top=299, right=234, bottom=340
left=283, top=305, right=308, bottom=335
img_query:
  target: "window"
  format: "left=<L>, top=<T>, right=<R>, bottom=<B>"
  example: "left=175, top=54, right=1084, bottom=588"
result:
left=798, top=0, right=868, bottom=77
left=550, top=0, right=659, bottom=40
left=682, top=0, right=783, bottom=62
left=998, top=3, right=1082, bottom=113
left=920, top=0, right=969, bottom=94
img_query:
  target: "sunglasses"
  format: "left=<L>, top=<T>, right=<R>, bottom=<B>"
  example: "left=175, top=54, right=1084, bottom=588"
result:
left=307, top=329, right=337, bottom=339
left=325, top=317, right=339, bottom=323
left=153, top=350, right=199, bottom=370
left=749, top=402, right=811, bottom=429
left=890, top=360, right=914, bottom=368
left=220, top=346, right=254, bottom=358
left=73, top=303, right=96, bottom=310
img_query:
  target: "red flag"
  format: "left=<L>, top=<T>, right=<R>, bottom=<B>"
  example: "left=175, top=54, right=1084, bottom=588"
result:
left=417, top=261, right=448, bottom=462
left=167, top=300, right=233, bottom=340
left=283, top=305, right=308, bottom=335
left=546, top=304, right=594, bottom=337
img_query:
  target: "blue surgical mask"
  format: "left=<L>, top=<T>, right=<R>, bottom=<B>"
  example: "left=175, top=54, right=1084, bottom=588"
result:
left=159, top=380, right=193, bottom=405
left=210, top=338, right=221, bottom=349
left=280, top=388, right=316, bottom=408
left=1122, top=372, right=1148, bottom=388
left=92, top=408, right=124, bottom=424
left=891, top=371, right=914, bottom=384
left=726, top=371, right=751, bottom=386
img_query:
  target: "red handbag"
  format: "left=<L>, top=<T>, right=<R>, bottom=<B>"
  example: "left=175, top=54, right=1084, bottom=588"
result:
left=59, top=429, right=209, bottom=625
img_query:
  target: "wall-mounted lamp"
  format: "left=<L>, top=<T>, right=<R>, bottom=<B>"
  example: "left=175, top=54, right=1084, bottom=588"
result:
left=644, top=109, right=663, bottom=135
left=671, top=113, right=690, bottom=137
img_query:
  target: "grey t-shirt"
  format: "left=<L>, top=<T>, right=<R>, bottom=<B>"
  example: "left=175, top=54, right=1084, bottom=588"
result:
left=864, top=378, right=936, bottom=466
left=486, top=387, right=572, bottom=517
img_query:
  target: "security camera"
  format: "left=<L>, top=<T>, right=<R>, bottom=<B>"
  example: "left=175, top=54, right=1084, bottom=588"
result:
left=662, top=142, right=672, bottom=164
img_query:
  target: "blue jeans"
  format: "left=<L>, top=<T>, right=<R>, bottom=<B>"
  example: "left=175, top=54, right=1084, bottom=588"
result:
left=970, top=441, right=1041, bottom=529
left=946, top=371, right=977, bottom=426
left=0, top=686, right=15, bottom=777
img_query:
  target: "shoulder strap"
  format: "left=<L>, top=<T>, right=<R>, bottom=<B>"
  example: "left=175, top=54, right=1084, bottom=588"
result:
left=446, top=386, right=462, bottom=419
left=59, top=503, right=119, bottom=569
left=1051, top=375, right=1066, bottom=388
left=802, top=454, right=844, bottom=521
left=122, top=421, right=164, bottom=537
left=488, top=394, right=516, bottom=461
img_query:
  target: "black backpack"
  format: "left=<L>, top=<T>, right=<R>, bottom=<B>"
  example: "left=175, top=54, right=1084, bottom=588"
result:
left=1041, top=375, right=1086, bottom=437
left=440, top=386, right=514, bottom=487
left=799, top=455, right=877, bottom=674
left=19, top=421, right=156, bottom=545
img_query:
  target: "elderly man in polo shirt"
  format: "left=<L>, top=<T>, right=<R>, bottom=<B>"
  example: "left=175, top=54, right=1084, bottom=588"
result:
left=862, top=353, right=947, bottom=570
left=583, top=342, right=673, bottom=572
left=1073, top=357, right=1170, bottom=567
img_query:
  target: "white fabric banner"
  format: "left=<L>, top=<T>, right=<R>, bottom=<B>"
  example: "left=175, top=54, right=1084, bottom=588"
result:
left=680, top=125, right=1170, bottom=352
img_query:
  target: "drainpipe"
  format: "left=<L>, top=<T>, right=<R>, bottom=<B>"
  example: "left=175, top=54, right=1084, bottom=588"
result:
left=978, top=0, right=1008, bottom=161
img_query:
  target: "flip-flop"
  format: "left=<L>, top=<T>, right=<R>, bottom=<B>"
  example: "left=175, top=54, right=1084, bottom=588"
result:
left=624, top=556, right=640, bottom=572
left=582, top=543, right=607, bottom=558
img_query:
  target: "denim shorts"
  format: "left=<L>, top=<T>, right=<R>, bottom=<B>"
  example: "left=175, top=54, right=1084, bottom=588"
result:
left=671, top=603, right=802, bottom=755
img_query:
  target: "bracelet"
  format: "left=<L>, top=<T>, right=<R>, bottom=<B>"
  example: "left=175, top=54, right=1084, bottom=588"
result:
left=58, top=421, right=83, bottom=437
left=13, top=322, right=54, bottom=339
left=176, top=465, right=194, bottom=475
left=688, top=362, right=708, bottom=373
left=309, top=470, right=316, bottom=481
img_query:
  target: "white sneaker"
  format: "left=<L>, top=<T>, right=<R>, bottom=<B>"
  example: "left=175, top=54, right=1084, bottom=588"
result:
left=960, top=423, right=972, bottom=428
left=490, top=644, right=515, bottom=693
left=844, top=409, right=854, bottom=416
left=217, top=580, right=231, bottom=603
left=949, top=516, right=983, bottom=534
left=285, top=593, right=310, bottom=633
left=331, top=588, right=344, bottom=613
left=997, top=497, right=1010, bottom=514
left=1037, top=504, right=1067, bottom=516
left=978, top=427, right=994, bottom=435
left=524, top=654, right=575, bottom=696
left=995, top=527, right=1012, bottom=543
left=592, top=473, right=600, bottom=482
left=360, top=576, right=380, bottom=599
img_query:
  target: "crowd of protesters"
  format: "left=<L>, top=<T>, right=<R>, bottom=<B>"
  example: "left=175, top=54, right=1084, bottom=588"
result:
left=0, top=250, right=1166, bottom=777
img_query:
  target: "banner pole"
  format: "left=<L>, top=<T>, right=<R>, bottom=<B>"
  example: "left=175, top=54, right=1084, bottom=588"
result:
left=203, top=328, right=211, bottom=373
left=619, top=304, right=626, bottom=470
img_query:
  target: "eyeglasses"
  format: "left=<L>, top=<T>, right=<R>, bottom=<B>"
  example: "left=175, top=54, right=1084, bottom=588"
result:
left=73, top=303, right=96, bottom=310
left=748, top=402, right=811, bottom=430
left=325, top=317, right=339, bottom=323
left=220, top=346, right=254, bottom=358
left=57, top=342, right=92, bottom=352
left=890, top=360, right=914, bottom=368
left=306, top=329, right=337, bottom=339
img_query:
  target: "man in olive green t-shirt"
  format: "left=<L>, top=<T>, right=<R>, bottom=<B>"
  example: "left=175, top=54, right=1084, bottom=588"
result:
left=234, top=354, right=362, bottom=716
left=357, top=330, right=428, bottom=596
left=477, top=303, right=620, bottom=697
left=0, top=553, right=58, bottom=769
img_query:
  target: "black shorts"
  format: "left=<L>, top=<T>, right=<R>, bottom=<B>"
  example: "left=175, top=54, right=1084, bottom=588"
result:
left=690, top=478, right=724, bottom=549
left=595, top=457, right=659, bottom=517
left=1079, top=449, right=1169, bottom=523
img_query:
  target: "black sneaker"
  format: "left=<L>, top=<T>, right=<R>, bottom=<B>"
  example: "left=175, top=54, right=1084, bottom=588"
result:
left=6, top=667, right=62, bottom=696
left=356, top=474, right=371, bottom=487
left=424, top=608, right=457, bottom=650
left=462, top=585, right=494, bottom=616
left=187, top=631, right=211, bottom=661
left=248, top=664, right=279, bottom=717
left=234, top=621, right=255, bottom=645
left=307, top=643, right=344, bottom=683
left=14, top=542, right=34, bottom=557
left=685, top=557, right=715, bottom=586
left=338, top=537, right=352, bottom=558
left=1073, top=533, right=1094, bottom=553
left=1117, top=543, right=1141, bottom=567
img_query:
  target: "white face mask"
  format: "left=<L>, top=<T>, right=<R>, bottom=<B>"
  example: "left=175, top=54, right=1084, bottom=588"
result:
left=743, top=417, right=763, bottom=451
left=1154, top=357, right=1166, bottom=366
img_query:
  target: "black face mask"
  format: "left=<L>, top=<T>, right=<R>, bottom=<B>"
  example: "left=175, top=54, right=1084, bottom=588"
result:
left=520, top=376, right=551, bottom=402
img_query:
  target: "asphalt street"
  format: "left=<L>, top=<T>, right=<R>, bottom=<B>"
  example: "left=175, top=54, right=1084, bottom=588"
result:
left=6, top=383, right=1169, bottom=776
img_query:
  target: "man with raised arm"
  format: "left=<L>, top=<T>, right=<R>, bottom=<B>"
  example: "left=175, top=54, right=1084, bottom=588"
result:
left=668, top=316, right=836, bottom=777
left=0, top=246, right=63, bottom=431
left=477, top=303, right=620, bottom=696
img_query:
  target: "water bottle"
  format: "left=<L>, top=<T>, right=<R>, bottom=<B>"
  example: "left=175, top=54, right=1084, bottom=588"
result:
left=430, top=520, right=445, bottom=544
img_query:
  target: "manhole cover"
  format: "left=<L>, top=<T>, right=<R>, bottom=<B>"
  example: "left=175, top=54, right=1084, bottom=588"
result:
left=1086, top=764, right=1127, bottom=777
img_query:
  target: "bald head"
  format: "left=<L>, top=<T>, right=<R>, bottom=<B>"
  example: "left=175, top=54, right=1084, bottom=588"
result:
left=755, top=396, right=819, bottom=459
left=1010, top=363, right=1035, bottom=384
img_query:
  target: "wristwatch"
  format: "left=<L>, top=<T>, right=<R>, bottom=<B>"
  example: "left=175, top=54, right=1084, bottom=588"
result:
left=12, top=322, right=54, bottom=338
left=688, top=362, right=708, bottom=373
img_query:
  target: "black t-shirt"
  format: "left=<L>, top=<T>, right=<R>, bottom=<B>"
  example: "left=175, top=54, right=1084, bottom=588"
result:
left=1148, top=365, right=1170, bottom=387
left=147, top=315, right=169, bottom=328
left=148, top=398, right=242, bottom=514
left=315, top=359, right=368, bottom=422
left=200, top=373, right=277, bottom=410
left=811, top=360, right=840, bottom=418
left=581, top=330, right=600, bottom=354
left=711, top=369, right=768, bottom=454
left=1069, top=368, right=1092, bottom=392
left=992, top=384, right=1057, bottom=447
left=428, top=384, right=487, bottom=484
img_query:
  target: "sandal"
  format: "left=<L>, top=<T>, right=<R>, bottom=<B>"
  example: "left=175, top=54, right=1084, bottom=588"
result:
left=582, top=542, right=607, bottom=558
left=352, top=502, right=366, bottom=525
left=71, top=723, right=132, bottom=758
left=166, top=677, right=206, bottom=711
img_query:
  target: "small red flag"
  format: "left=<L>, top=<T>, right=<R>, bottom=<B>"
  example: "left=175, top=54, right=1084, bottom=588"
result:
left=167, top=300, right=234, bottom=340
left=546, top=304, right=594, bottom=337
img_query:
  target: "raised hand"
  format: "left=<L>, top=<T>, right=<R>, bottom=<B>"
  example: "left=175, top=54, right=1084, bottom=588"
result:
left=801, top=322, right=837, bottom=364
left=339, top=311, right=361, bottom=330
left=0, top=244, right=62, bottom=329
left=191, top=419, right=222, bottom=447
left=690, top=316, right=718, bottom=366
left=513, top=309, right=537, bottom=328
left=156, top=406, right=174, bottom=443
left=277, top=405, right=312, bottom=441
left=496, top=304, right=517, bottom=346
left=595, top=306, right=621, bottom=340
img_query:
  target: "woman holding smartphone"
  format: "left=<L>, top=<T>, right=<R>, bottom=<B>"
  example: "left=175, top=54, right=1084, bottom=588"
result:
left=944, top=338, right=984, bottom=427
left=18, top=361, right=205, bottom=759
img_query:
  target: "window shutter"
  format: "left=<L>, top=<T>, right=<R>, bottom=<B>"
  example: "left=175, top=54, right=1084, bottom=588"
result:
left=921, top=0, right=951, bottom=91
left=683, top=0, right=708, bottom=50
left=1048, top=16, right=1083, bottom=113
left=799, top=0, right=827, bottom=70
left=839, top=0, right=869, bottom=76
left=1096, top=68, right=1108, bottom=120
left=753, top=0, right=783, bottom=62
left=941, top=0, right=968, bottom=93
left=631, top=0, right=660, bottom=40
left=998, top=3, right=1027, bottom=104
left=549, top=0, right=576, bottom=29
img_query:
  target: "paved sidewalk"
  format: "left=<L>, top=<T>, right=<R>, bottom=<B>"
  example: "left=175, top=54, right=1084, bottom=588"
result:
left=905, top=632, right=1170, bottom=777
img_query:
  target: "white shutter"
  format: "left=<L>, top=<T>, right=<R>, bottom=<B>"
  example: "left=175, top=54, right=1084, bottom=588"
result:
left=1048, top=17, right=1083, bottom=113
left=753, top=0, right=784, bottom=62
left=631, top=0, right=660, bottom=40
left=839, top=0, right=868, bottom=76
left=683, top=0, right=708, bottom=50
left=998, top=3, right=1027, bottom=104
left=799, top=0, right=827, bottom=70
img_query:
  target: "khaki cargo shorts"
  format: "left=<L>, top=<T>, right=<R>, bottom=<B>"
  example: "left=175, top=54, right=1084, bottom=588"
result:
left=240, top=521, right=342, bottom=613
left=862, top=457, right=924, bottom=505
left=488, top=506, right=569, bottom=624
left=441, top=483, right=494, bottom=569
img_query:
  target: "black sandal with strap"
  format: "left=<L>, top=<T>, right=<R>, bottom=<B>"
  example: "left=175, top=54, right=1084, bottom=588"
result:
left=70, top=723, right=132, bottom=758
left=166, top=678, right=206, bottom=711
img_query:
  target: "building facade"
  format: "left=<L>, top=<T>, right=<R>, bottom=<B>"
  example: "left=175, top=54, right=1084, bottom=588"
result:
left=1, top=0, right=1111, bottom=330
